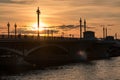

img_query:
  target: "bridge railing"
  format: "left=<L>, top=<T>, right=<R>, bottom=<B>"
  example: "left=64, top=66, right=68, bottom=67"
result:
left=0, top=35, right=80, bottom=41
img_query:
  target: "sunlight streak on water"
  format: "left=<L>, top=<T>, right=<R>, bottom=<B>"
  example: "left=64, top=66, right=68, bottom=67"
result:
left=1, top=57, right=120, bottom=80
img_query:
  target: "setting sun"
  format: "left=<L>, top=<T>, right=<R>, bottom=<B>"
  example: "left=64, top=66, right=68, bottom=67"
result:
left=31, top=21, right=48, bottom=31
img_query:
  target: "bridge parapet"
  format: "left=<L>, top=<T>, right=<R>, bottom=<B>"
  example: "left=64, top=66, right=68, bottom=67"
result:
left=0, top=39, right=95, bottom=56
left=0, top=35, right=80, bottom=41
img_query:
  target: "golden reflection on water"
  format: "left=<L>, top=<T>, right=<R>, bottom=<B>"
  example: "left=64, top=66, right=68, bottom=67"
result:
left=1, top=57, right=120, bottom=80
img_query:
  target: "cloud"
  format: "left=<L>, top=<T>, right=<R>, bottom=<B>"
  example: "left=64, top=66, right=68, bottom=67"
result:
left=10, top=26, right=59, bottom=35
left=57, top=25, right=76, bottom=30
left=52, top=24, right=95, bottom=31
left=44, top=29, right=59, bottom=34
left=0, top=26, right=7, bottom=29
left=52, top=0, right=120, bottom=7
left=0, top=0, right=33, bottom=4
left=48, top=25, right=75, bottom=31
left=9, top=24, right=78, bottom=34
left=1, top=23, right=95, bottom=35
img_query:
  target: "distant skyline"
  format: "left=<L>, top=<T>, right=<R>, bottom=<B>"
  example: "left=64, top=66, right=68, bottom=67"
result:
left=0, top=0, right=120, bottom=38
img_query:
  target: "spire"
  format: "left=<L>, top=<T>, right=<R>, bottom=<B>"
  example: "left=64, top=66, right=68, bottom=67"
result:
left=84, top=19, right=86, bottom=32
left=80, top=18, right=82, bottom=38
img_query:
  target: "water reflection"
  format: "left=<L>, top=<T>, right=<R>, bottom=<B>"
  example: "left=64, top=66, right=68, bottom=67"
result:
left=1, top=57, right=120, bottom=80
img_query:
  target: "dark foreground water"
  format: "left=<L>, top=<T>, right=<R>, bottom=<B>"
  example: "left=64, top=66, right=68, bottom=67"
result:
left=0, top=57, right=120, bottom=80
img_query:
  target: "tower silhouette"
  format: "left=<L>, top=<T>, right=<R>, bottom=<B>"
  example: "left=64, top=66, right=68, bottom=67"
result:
left=36, top=7, right=41, bottom=38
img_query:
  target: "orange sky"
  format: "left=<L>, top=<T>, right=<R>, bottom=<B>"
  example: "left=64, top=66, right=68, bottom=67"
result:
left=0, top=0, right=120, bottom=38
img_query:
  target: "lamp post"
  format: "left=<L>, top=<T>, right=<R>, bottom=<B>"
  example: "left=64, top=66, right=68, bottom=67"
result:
left=80, top=18, right=82, bottom=38
left=7, top=22, right=10, bottom=38
left=14, top=23, right=17, bottom=38
left=36, top=7, right=41, bottom=38
left=84, top=19, right=86, bottom=32
left=102, top=26, right=105, bottom=38
left=105, top=28, right=107, bottom=37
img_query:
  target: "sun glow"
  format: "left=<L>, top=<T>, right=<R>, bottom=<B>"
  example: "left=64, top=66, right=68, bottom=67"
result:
left=31, top=22, right=48, bottom=31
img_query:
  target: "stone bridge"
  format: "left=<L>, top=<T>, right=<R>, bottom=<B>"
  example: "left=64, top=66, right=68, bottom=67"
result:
left=0, top=39, right=112, bottom=65
left=0, top=39, right=92, bottom=56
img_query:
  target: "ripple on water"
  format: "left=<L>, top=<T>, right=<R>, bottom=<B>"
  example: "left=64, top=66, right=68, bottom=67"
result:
left=1, top=57, right=120, bottom=80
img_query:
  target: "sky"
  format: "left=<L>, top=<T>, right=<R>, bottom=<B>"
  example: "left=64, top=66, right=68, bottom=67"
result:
left=0, top=0, right=120, bottom=38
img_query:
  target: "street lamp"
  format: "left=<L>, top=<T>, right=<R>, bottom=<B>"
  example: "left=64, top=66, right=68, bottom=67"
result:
left=14, top=23, right=17, bottom=38
left=36, top=7, right=41, bottom=38
left=7, top=22, right=10, bottom=38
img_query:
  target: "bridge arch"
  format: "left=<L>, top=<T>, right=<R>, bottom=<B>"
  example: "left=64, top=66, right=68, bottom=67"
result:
left=0, top=47, right=23, bottom=57
left=26, top=44, right=69, bottom=56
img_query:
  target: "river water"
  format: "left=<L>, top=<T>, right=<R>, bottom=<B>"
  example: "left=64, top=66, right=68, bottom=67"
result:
left=1, top=57, right=120, bottom=80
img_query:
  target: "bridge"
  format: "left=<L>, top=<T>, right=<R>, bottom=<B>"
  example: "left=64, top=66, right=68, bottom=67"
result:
left=0, top=7, right=119, bottom=66
left=0, top=37, right=114, bottom=66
